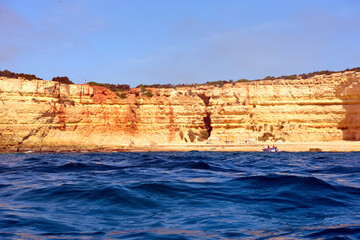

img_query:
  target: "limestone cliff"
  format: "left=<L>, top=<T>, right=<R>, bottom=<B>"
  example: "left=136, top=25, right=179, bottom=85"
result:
left=1, top=70, right=360, bottom=152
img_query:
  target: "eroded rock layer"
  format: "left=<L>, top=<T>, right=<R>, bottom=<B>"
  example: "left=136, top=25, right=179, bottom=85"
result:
left=1, top=70, right=360, bottom=152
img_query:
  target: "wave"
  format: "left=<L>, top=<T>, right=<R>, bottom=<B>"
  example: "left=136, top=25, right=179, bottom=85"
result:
left=233, top=175, right=336, bottom=190
left=16, top=183, right=160, bottom=210
left=56, top=162, right=119, bottom=172
left=310, top=165, right=360, bottom=174
left=185, top=161, right=212, bottom=170
left=233, top=174, right=359, bottom=194
left=305, top=226, right=360, bottom=239
left=1, top=152, right=360, bottom=239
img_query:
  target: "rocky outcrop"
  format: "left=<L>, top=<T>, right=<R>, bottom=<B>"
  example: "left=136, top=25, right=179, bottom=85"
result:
left=1, top=70, right=360, bottom=152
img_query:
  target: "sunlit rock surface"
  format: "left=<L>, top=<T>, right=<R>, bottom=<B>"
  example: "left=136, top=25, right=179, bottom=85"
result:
left=1, top=70, right=360, bottom=152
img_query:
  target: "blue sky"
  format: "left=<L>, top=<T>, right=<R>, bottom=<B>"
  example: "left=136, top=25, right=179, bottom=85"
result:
left=1, top=0, right=359, bottom=86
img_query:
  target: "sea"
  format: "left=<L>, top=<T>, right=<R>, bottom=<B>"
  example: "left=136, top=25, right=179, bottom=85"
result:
left=0, top=151, right=359, bottom=240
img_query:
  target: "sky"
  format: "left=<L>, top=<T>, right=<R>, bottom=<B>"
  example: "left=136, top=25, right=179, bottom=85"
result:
left=0, top=0, right=360, bottom=87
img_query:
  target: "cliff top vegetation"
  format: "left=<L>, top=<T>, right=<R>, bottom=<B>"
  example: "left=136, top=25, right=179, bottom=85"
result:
left=0, top=70, right=76, bottom=85
left=0, top=69, right=42, bottom=81
left=52, top=76, right=74, bottom=84
left=262, top=67, right=360, bottom=81
left=87, top=82, right=130, bottom=92
left=2, top=67, right=360, bottom=92
left=135, top=67, right=360, bottom=89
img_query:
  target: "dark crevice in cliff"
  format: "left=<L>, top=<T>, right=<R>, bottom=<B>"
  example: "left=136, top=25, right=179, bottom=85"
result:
left=197, top=93, right=211, bottom=106
left=203, top=112, right=213, bottom=137
left=18, top=128, right=41, bottom=146
left=126, top=105, right=139, bottom=134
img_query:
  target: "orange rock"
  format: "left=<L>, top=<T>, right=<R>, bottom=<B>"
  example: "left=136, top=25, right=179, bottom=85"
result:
left=0, top=70, right=360, bottom=152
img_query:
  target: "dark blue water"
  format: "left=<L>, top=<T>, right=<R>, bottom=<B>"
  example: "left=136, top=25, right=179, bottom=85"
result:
left=0, top=152, right=359, bottom=239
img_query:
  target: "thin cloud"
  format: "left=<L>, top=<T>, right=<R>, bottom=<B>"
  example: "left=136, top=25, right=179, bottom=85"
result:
left=123, top=6, right=360, bottom=85
left=0, top=4, right=29, bottom=62
left=1, top=1, right=359, bottom=86
left=0, top=1, right=108, bottom=80
left=0, top=45, right=18, bottom=63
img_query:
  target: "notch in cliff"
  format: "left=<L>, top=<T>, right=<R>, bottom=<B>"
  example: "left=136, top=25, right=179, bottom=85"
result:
left=197, top=93, right=211, bottom=106
left=203, top=112, right=213, bottom=137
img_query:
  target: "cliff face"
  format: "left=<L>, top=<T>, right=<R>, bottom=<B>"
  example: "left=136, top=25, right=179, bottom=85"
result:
left=1, top=71, right=360, bottom=152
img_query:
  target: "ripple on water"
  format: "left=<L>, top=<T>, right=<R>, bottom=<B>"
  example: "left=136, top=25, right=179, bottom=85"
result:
left=0, top=151, right=359, bottom=239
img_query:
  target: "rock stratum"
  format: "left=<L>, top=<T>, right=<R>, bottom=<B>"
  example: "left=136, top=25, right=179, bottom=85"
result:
left=1, top=70, right=360, bottom=152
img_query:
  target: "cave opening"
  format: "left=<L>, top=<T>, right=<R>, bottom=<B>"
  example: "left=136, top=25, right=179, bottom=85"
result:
left=203, top=112, right=213, bottom=137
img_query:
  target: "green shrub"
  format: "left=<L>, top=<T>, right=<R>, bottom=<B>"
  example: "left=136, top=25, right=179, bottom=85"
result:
left=236, top=79, right=249, bottom=82
left=116, top=91, right=127, bottom=99
left=0, top=70, right=42, bottom=80
left=299, top=70, right=335, bottom=79
left=280, top=74, right=297, bottom=80
left=88, top=81, right=130, bottom=91
left=139, top=86, right=146, bottom=93
left=264, top=76, right=276, bottom=80
left=0, top=70, right=16, bottom=78
left=16, top=73, right=42, bottom=80
left=138, top=86, right=153, bottom=97
left=144, top=90, right=153, bottom=97
left=52, top=76, right=73, bottom=84
left=136, top=83, right=174, bottom=88
left=205, top=80, right=227, bottom=87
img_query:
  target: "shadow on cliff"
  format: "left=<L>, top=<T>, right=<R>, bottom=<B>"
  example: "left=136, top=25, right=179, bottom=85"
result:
left=197, top=93, right=213, bottom=137
left=337, top=73, right=360, bottom=140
